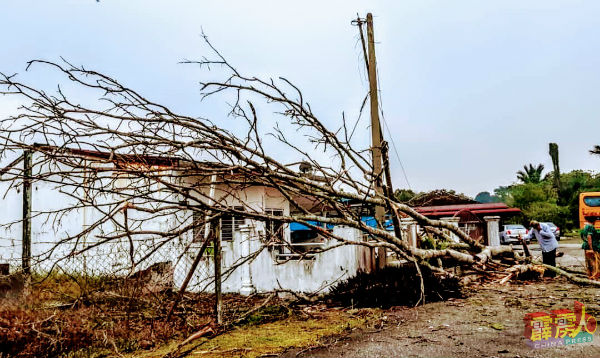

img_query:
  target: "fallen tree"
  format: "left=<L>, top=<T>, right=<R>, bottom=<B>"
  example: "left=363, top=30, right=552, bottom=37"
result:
left=0, top=31, right=595, bottom=315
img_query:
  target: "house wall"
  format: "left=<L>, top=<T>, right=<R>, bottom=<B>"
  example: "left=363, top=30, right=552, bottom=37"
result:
left=168, top=184, right=366, bottom=293
left=0, top=159, right=87, bottom=272
left=176, top=225, right=366, bottom=293
left=247, top=226, right=365, bottom=292
left=0, top=170, right=24, bottom=268
left=0, top=157, right=365, bottom=293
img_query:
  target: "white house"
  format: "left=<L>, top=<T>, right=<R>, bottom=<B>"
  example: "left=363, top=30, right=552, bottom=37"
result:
left=0, top=146, right=373, bottom=294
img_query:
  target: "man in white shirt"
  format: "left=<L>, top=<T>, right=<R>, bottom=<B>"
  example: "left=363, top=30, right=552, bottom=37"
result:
left=521, top=220, right=559, bottom=278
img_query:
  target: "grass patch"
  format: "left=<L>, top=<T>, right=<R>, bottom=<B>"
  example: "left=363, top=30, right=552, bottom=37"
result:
left=132, top=309, right=382, bottom=358
left=237, top=304, right=290, bottom=326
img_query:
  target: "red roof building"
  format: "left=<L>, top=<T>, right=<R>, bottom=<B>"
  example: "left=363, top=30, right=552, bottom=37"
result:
left=414, top=202, right=521, bottom=218
left=413, top=202, right=521, bottom=244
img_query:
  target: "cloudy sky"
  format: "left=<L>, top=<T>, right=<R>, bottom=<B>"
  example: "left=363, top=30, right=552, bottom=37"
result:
left=2, top=1, right=599, bottom=197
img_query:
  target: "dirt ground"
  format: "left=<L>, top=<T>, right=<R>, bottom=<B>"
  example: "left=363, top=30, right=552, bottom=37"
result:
left=294, top=279, right=600, bottom=358
left=295, top=240, right=600, bottom=358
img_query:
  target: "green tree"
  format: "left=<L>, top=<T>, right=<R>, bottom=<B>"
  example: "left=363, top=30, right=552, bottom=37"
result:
left=492, top=170, right=600, bottom=230
left=507, top=182, right=549, bottom=208
left=524, top=201, right=569, bottom=224
left=516, top=164, right=545, bottom=184
left=558, top=170, right=600, bottom=228
left=474, top=191, right=500, bottom=203
left=508, top=181, right=567, bottom=229
left=394, top=189, right=417, bottom=203
left=493, top=186, right=512, bottom=203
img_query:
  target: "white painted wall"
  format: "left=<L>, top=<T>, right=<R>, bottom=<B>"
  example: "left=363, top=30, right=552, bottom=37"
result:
left=0, top=157, right=365, bottom=293
left=178, top=225, right=366, bottom=293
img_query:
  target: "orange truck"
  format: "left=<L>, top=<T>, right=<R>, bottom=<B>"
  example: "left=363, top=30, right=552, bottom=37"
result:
left=579, top=192, right=600, bottom=229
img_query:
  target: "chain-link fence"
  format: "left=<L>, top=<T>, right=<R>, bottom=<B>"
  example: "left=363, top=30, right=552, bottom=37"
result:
left=0, top=225, right=268, bottom=357
left=1, top=233, right=215, bottom=286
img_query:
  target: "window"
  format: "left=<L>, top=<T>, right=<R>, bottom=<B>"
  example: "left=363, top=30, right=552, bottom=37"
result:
left=290, top=229, right=320, bottom=254
left=584, top=197, right=600, bottom=207
left=192, top=208, right=244, bottom=243
left=266, top=209, right=318, bottom=260
left=220, top=206, right=245, bottom=241
left=264, top=209, right=284, bottom=242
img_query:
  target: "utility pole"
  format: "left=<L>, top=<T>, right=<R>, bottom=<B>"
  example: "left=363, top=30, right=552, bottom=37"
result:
left=22, top=150, right=32, bottom=276
left=366, top=13, right=384, bottom=218
left=366, top=13, right=387, bottom=268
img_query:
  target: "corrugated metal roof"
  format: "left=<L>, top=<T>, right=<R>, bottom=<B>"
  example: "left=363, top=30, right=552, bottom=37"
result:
left=414, top=202, right=520, bottom=217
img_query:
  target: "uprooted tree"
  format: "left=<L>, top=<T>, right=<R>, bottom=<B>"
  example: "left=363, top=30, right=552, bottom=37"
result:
left=0, top=35, right=596, bottom=308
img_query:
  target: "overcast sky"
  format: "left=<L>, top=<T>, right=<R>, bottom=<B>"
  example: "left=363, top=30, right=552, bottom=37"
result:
left=2, top=1, right=599, bottom=197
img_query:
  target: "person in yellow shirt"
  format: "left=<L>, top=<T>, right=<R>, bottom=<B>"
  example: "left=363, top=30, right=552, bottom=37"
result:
left=581, top=216, right=600, bottom=279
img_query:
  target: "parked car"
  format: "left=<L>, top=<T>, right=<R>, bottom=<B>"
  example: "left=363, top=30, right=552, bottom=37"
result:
left=500, top=224, right=529, bottom=244
left=540, top=222, right=561, bottom=240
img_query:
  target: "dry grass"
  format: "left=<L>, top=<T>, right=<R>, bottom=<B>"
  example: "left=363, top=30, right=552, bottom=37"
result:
left=0, top=273, right=295, bottom=358
left=0, top=272, right=385, bottom=358
left=133, top=307, right=383, bottom=358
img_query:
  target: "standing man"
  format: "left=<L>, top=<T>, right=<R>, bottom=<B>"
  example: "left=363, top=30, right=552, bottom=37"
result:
left=580, top=216, right=600, bottom=279
left=521, top=220, right=559, bottom=278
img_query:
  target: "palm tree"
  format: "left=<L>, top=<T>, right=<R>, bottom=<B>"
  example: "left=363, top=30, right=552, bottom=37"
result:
left=517, top=164, right=544, bottom=184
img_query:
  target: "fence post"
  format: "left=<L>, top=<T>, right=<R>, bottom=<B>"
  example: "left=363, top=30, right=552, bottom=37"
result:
left=213, top=221, right=222, bottom=324
left=239, top=224, right=255, bottom=296
left=22, top=150, right=32, bottom=277
left=484, top=216, right=501, bottom=247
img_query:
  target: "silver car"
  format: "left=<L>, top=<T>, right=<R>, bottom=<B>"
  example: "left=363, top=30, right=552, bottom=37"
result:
left=500, top=224, right=529, bottom=244
left=540, top=222, right=561, bottom=241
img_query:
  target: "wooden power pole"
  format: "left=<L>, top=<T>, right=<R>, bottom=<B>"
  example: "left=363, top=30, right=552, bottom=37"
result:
left=366, top=13, right=387, bottom=268
left=366, top=13, right=384, bottom=219
left=355, top=14, right=403, bottom=246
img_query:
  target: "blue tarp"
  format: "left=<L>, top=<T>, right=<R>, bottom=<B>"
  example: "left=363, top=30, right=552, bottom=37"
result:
left=290, top=217, right=393, bottom=231
left=361, top=216, right=394, bottom=230
left=290, top=221, right=335, bottom=231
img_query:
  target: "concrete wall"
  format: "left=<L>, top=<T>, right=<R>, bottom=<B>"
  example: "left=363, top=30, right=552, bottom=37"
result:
left=0, top=156, right=364, bottom=293
left=178, top=225, right=365, bottom=293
